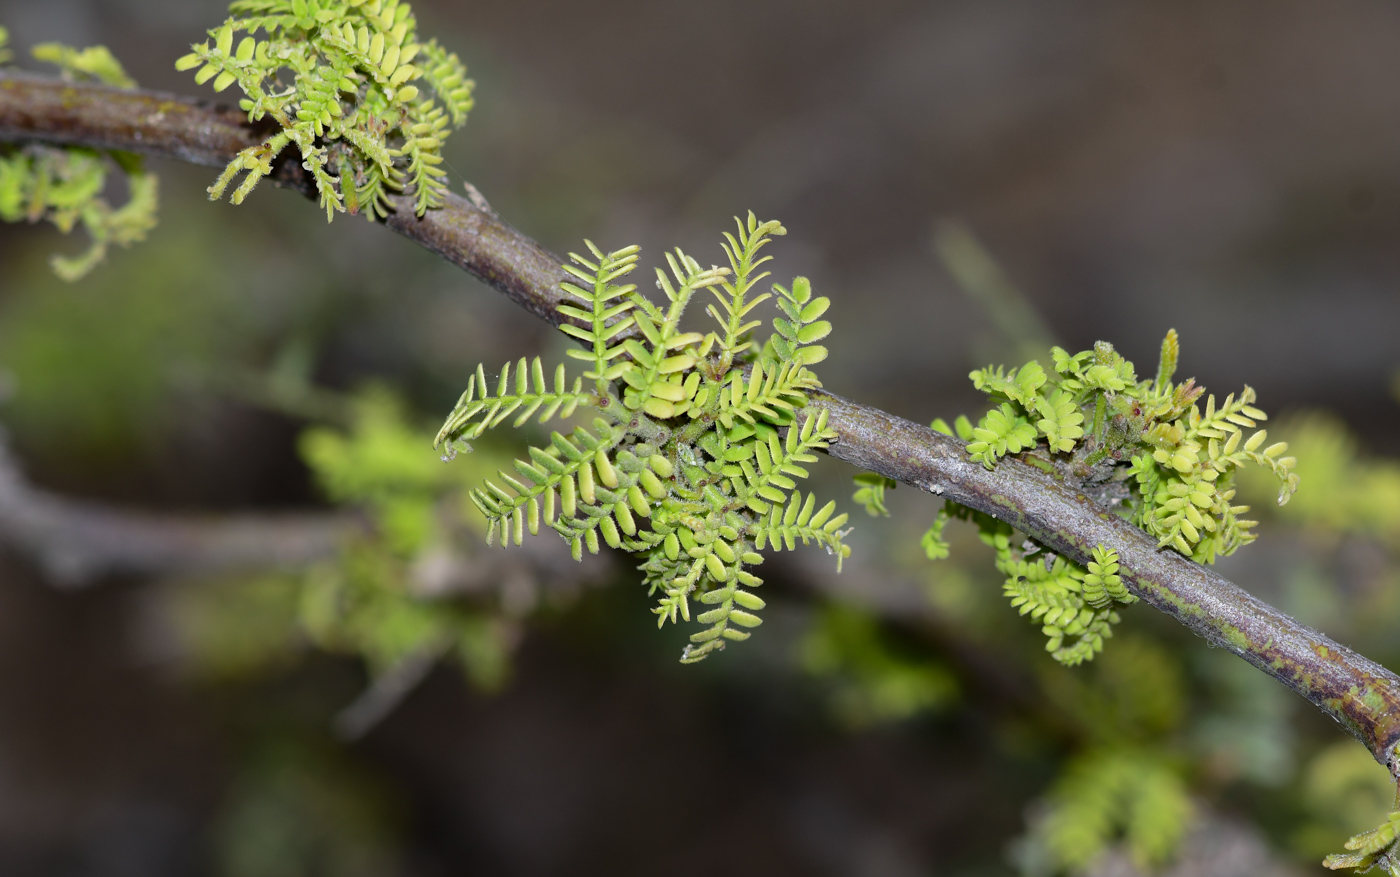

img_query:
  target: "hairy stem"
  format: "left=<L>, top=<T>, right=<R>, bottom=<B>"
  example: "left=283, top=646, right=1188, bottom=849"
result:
left=3, top=72, right=1398, bottom=774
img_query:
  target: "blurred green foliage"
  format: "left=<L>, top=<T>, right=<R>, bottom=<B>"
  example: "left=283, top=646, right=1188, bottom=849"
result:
left=165, top=573, right=305, bottom=680
left=0, top=204, right=241, bottom=459
left=288, top=386, right=515, bottom=688
left=1035, top=748, right=1194, bottom=874
left=1300, top=742, right=1398, bottom=862
left=1246, top=413, right=1400, bottom=543
left=212, top=738, right=400, bottom=877
left=798, top=605, right=957, bottom=727
left=149, top=385, right=520, bottom=693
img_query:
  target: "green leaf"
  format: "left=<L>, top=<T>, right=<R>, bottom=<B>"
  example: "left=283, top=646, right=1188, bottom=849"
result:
left=852, top=473, right=896, bottom=517
left=920, top=510, right=951, bottom=560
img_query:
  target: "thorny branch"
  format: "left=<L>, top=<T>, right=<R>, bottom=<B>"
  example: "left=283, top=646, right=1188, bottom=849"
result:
left=3, top=72, right=1398, bottom=774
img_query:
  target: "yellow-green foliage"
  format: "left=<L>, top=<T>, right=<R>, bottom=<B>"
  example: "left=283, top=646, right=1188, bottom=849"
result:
left=990, top=520, right=1135, bottom=666
left=931, top=501, right=1138, bottom=666
left=1325, top=811, right=1400, bottom=875
left=437, top=214, right=851, bottom=662
left=1037, top=749, right=1194, bottom=874
left=919, top=507, right=952, bottom=560
left=962, top=330, right=1299, bottom=564
left=30, top=41, right=134, bottom=87
left=0, top=26, right=11, bottom=65
left=1248, top=414, right=1400, bottom=542
left=925, top=331, right=1300, bottom=665
left=1299, top=742, right=1400, bottom=866
left=798, top=605, right=957, bottom=727
left=178, top=0, right=474, bottom=220
left=852, top=472, right=897, bottom=517
left=299, top=388, right=514, bottom=689
left=0, top=37, right=157, bottom=280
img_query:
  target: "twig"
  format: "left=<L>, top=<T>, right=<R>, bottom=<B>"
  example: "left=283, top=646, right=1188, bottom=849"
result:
left=3, top=72, right=1398, bottom=774
left=333, top=639, right=452, bottom=741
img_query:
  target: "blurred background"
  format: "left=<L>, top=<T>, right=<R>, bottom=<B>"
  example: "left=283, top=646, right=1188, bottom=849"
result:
left=2, top=1, right=1400, bottom=874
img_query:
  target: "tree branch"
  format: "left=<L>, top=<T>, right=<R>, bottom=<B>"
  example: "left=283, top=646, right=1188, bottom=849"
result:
left=0, top=427, right=351, bottom=584
left=4, top=72, right=1398, bottom=775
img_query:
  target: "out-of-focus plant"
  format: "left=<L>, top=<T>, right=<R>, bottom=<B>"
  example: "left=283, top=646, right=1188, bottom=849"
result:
left=299, top=387, right=516, bottom=690
left=0, top=31, right=157, bottom=279
left=212, top=738, right=401, bottom=877
left=0, top=209, right=240, bottom=460
left=155, top=385, right=538, bottom=704
left=798, top=605, right=957, bottom=727
left=1242, top=414, right=1400, bottom=543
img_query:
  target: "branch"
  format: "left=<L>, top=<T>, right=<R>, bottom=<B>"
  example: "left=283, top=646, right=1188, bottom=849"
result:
left=4, top=72, right=1398, bottom=775
left=0, top=420, right=614, bottom=737
left=0, top=427, right=351, bottom=584
left=0, top=419, right=615, bottom=595
left=0, top=73, right=583, bottom=331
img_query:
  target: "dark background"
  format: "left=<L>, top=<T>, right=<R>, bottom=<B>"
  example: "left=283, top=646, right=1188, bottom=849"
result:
left=1, top=1, right=1399, bottom=874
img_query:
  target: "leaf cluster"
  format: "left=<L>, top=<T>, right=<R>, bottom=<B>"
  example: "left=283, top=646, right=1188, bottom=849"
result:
left=0, top=37, right=158, bottom=280
left=1325, top=811, right=1400, bottom=875
left=967, top=508, right=1136, bottom=666
left=1033, top=748, right=1193, bottom=874
left=920, top=331, right=1297, bottom=666
left=954, top=330, right=1299, bottom=565
left=852, top=472, right=897, bottom=517
left=436, top=214, right=851, bottom=662
left=177, top=0, right=473, bottom=220
left=30, top=41, right=134, bottom=87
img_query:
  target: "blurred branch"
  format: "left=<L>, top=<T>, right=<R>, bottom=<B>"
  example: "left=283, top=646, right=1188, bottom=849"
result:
left=3, top=72, right=1399, bottom=775
left=0, top=428, right=352, bottom=585
left=0, top=421, right=611, bottom=738
left=333, top=640, right=451, bottom=741
left=0, top=420, right=614, bottom=592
